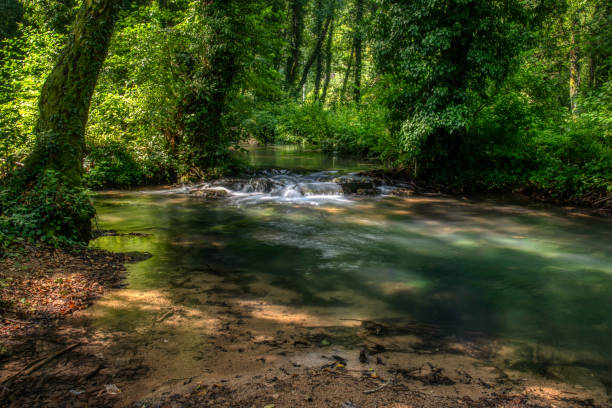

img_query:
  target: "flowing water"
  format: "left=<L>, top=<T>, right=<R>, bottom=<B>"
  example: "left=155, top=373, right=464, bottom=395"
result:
left=91, top=145, right=612, bottom=393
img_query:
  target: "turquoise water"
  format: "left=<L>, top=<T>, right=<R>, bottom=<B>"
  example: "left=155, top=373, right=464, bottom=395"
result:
left=92, top=146, right=612, bottom=382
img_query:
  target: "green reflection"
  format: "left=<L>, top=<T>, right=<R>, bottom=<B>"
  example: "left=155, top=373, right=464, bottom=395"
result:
left=241, top=144, right=378, bottom=172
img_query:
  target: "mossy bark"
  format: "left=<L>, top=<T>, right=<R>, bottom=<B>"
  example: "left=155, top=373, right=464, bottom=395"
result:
left=175, top=0, right=247, bottom=174
left=296, top=16, right=331, bottom=95
left=285, top=0, right=306, bottom=90
left=23, top=0, right=122, bottom=241
left=352, top=0, right=364, bottom=102
left=312, top=0, right=325, bottom=100
left=340, top=44, right=354, bottom=102
left=320, top=18, right=334, bottom=104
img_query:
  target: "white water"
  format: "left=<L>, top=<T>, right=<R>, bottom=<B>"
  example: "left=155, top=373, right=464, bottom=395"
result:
left=173, top=169, right=387, bottom=206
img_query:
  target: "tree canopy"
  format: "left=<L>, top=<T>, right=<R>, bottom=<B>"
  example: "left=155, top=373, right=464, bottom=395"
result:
left=0, top=0, right=610, bottom=245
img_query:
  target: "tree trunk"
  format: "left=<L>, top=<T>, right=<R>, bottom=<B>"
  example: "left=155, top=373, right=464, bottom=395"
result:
left=352, top=0, right=364, bottom=102
left=588, top=51, right=596, bottom=89
left=22, top=0, right=122, bottom=241
left=568, top=11, right=581, bottom=115
left=26, top=0, right=121, bottom=182
left=569, top=34, right=580, bottom=114
left=179, top=0, right=245, bottom=172
left=313, top=0, right=325, bottom=100
left=314, top=55, right=323, bottom=100
left=320, top=17, right=334, bottom=104
left=296, top=16, right=332, bottom=95
left=340, top=45, right=354, bottom=102
left=272, top=0, right=285, bottom=72
left=285, top=0, right=306, bottom=89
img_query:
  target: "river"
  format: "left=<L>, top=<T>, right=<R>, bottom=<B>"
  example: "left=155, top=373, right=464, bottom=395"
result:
left=90, top=145, right=612, bottom=403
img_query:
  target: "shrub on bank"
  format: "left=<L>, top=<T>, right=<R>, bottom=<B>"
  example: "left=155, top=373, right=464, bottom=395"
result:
left=83, top=141, right=174, bottom=189
left=245, top=101, right=388, bottom=156
left=0, top=170, right=95, bottom=247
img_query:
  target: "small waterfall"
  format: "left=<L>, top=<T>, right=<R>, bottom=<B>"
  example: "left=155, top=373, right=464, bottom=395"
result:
left=179, top=169, right=387, bottom=205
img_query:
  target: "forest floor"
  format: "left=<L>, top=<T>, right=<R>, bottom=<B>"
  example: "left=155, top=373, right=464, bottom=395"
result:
left=0, top=247, right=610, bottom=408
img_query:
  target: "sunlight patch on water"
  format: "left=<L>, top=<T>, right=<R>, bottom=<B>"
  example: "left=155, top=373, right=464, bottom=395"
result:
left=451, top=239, right=480, bottom=248
left=377, top=281, right=428, bottom=296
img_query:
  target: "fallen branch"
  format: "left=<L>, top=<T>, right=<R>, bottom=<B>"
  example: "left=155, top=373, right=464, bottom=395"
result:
left=156, top=308, right=175, bottom=323
left=363, top=381, right=390, bottom=394
left=364, top=371, right=397, bottom=394
left=3, top=343, right=81, bottom=384
left=82, top=364, right=103, bottom=382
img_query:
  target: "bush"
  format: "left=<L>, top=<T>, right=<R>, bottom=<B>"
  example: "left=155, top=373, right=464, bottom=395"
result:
left=84, top=141, right=176, bottom=189
left=84, top=142, right=148, bottom=189
left=0, top=170, right=95, bottom=246
left=529, top=126, right=612, bottom=200
left=379, top=82, right=612, bottom=204
left=244, top=101, right=389, bottom=156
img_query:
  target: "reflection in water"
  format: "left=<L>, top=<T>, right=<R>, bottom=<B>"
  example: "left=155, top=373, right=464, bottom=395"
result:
left=241, top=144, right=378, bottom=172
left=91, top=146, right=612, bottom=389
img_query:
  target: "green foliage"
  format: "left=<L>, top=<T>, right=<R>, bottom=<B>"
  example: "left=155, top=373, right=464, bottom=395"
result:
left=1, top=0, right=610, bottom=248
left=364, top=0, right=611, bottom=204
left=373, top=0, right=529, bottom=164
left=84, top=142, right=155, bottom=189
left=527, top=83, right=612, bottom=200
left=0, top=104, right=24, bottom=176
left=0, top=28, right=65, bottom=175
left=0, top=170, right=94, bottom=247
left=20, top=0, right=77, bottom=34
left=0, top=0, right=24, bottom=41
left=83, top=0, right=285, bottom=183
left=244, top=101, right=388, bottom=155
left=429, top=79, right=612, bottom=200
left=529, top=128, right=612, bottom=199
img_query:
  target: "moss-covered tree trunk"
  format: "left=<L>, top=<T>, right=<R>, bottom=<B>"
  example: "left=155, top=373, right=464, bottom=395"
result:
left=296, top=16, right=331, bottom=95
left=320, top=18, right=334, bottom=104
left=340, top=44, right=354, bottom=102
left=352, top=0, right=364, bottom=102
left=23, top=0, right=122, bottom=242
left=285, top=0, right=306, bottom=90
left=174, top=0, right=247, bottom=175
left=568, top=27, right=580, bottom=114
left=312, top=0, right=325, bottom=100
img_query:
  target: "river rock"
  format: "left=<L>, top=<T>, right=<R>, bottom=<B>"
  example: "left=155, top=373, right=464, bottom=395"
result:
left=333, top=176, right=378, bottom=195
left=391, top=187, right=414, bottom=197
left=244, top=178, right=277, bottom=193
left=192, top=189, right=229, bottom=199
left=298, top=182, right=342, bottom=195
left=355, top=188, right=380, bottom=196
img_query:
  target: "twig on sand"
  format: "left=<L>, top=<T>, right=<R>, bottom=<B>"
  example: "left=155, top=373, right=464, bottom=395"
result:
left=364, top=372, right=396, bottom=394
left=156, top=308, right=175, bottom=323
left=363, top=381, right=390, bottom=394
left=3, top=343, right=82, bottom=384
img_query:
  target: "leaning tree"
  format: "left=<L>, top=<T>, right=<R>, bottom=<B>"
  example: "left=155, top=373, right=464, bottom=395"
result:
left=17, top=0, right=123, bottom=243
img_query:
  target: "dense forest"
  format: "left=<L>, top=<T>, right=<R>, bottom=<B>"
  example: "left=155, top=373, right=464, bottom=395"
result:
left=0, top=0, right=610, bottom=245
